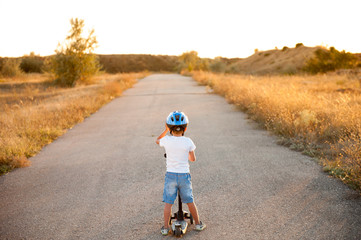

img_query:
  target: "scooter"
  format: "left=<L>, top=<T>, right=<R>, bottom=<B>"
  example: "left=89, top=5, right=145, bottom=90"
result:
left=169, top=191, right=194, bottom=237
left=164, top=153, right=194, bottom=237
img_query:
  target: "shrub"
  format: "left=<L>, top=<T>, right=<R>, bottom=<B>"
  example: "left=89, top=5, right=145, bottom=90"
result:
left=295, top=43, right=304, bottom=48
left=304, top=47, right=358, bottom=74
left=178, top=51, right=209, bottom=72
left=282, top=46, right=289, bottom=51
left=0, top=58, right=23, bottom=77
left=50, top=18, right=100, bottom=87
left=210, top=57, right=227, bottom=73
left=198, top=58, right=210, bottom=71
left=178, top=51, right=199, bottom=72
left=20, top=53, right=44, bottom=73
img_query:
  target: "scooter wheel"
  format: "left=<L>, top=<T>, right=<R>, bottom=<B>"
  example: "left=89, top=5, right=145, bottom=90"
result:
left=174, top=226, right=182, bottom=237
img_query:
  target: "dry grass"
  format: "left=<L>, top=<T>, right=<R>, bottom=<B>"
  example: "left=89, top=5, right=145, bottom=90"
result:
left=192, top=71, right=361, bottom=190
left=0, top=72, right=149, bottom=174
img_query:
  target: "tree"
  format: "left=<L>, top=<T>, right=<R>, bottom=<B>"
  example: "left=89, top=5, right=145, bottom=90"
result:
left=50, top=18, right=100, bottom=87
left=178, top=51, right=209, bottom=72
left=179, top=51, right=199, bottom=72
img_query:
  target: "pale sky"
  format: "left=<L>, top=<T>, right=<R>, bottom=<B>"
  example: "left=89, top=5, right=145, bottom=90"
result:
left=0, top=0, right=360, bottom=59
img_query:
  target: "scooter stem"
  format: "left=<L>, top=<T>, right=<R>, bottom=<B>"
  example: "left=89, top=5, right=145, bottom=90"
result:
left=177, top=191, right=184, bottom=221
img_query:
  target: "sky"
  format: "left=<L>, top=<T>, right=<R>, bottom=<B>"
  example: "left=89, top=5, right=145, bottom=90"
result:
left=0, top=0, right=360, bottom=59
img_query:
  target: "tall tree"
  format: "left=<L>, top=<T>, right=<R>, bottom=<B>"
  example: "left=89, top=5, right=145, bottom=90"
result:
left=50, top=18, right=100, bottom=87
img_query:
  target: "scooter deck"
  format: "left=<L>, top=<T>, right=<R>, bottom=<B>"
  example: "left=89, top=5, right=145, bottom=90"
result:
left=172, top=220, right=188, bottom=236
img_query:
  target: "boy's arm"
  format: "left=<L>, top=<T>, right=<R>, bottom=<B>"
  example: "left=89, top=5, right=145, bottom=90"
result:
left=156, top=124, right=169, bottom=145
left=188, top=151, right=196, bottom=162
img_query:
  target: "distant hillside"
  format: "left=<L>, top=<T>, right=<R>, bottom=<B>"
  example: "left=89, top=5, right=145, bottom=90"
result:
left=228, top=46, right=321, bottom=75
left=98, top=54, right=179, bottom=73
left=0, top=54, right=180, bottom=74
left=2, top=48, right=359, bottom=76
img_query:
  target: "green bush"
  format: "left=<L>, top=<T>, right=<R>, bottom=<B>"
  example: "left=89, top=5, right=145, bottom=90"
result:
left=0, top=58, right=23, bottom=77
left=282, top=46, right=289, bottom=51
left=304, top=47, right=358, bottom=74
left=20, top=53, right=44, bottom=73
left=51, top=53, right=100, bottom=86
left=210, top=57, right=227, bottom=73
left=50, top=18, right=100, bottom=87
left=295, top=43, right=304, bottom=48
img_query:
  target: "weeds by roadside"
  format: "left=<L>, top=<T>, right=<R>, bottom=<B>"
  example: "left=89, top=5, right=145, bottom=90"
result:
left=0, top=72, right=149, bottom=174
left=191, top=71, right=361, bottom=190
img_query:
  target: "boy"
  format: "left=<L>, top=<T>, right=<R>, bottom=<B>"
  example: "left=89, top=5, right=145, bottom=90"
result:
left=156, top=111, right=206, bottom=236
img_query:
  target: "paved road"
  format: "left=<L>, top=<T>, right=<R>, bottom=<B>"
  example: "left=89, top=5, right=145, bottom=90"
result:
left=1, top=74, right=361, bottom=240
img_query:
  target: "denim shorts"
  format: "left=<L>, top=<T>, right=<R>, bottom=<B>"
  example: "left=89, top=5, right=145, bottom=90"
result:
left=163, top=172, right=194, bottom=204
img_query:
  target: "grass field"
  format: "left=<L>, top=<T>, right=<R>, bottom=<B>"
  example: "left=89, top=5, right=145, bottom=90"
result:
left=0, top=72, right=149, bottom=174
left=192, top=71, right=361, bottom=190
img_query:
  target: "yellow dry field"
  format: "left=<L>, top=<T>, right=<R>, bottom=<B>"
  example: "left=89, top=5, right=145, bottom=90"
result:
left=192, top=71, right=361, bottom=189
left=0, top=72, right=149, bottom=173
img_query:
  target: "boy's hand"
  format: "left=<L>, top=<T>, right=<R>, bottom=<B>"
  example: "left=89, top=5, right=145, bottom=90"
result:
left=156, top=125, right=169, bottom=145
left=189, top=151, right=196, bottom=162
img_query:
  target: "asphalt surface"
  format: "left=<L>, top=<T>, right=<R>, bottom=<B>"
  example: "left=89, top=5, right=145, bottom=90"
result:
left=1, top=74, right=361, bottom=240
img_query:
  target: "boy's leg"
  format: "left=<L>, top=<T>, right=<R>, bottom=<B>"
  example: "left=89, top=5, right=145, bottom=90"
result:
left=187, top=202, right=200, bottom=225
left=164, top=203, right=172, bottom=228
left=163, top=172, right=178, bottom=228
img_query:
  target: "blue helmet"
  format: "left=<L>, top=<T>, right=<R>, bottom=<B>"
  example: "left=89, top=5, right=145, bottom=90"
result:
left=166, top=111, right=189, bottom=132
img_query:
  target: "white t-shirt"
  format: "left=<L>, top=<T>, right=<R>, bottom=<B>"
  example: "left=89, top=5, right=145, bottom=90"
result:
left=159, top=135, right=196, bottom=173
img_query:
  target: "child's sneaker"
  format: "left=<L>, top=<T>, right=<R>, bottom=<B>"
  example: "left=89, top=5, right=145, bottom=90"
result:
left=161, top=226, right=169, bottom=236
left=195, top=221, right=206, bottom=231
